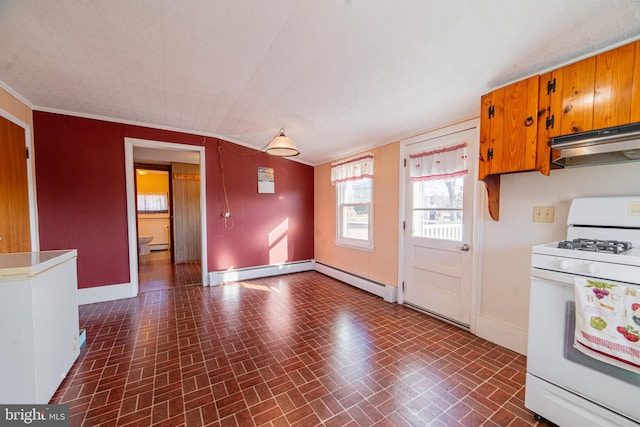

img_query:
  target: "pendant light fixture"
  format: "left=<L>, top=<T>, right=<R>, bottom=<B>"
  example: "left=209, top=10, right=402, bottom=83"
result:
left=265, top=128, right=299, bottom=157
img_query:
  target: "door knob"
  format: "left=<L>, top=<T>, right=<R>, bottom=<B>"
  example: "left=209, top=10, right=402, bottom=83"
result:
left=459, top=243, right=470, bottom=252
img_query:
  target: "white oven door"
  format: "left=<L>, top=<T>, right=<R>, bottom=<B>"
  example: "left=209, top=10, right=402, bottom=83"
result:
left=526, top=268, right=640, bottom=427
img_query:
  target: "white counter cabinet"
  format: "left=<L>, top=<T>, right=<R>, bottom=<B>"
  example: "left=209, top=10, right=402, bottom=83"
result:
left=0, top=250, right=80, bottom=404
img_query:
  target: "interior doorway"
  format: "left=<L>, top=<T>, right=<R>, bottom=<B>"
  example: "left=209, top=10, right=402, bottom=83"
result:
left=125, top=138, right=208, bottom=296
left=135, top=165, right=172, bottom=256
left=134, top=164, right=199, bottom=292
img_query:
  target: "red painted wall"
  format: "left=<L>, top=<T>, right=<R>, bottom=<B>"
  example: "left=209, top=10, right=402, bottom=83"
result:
left=33, top=112, right=314, bottom=289
left=206, top=141, right=315, bottom=270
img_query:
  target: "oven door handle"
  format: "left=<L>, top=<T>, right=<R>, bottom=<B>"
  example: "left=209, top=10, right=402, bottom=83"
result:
left=530, top=268, right=574, bottom=285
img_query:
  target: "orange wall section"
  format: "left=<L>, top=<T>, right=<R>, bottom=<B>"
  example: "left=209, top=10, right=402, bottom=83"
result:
left=0, top=87, right=32, bottom=127
left=136, top=171, right=169, bottom=193
left=314, top=142, right=400, bottom=286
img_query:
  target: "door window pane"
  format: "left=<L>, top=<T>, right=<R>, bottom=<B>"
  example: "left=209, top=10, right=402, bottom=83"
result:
left=412, top=177, right=463, bottom=240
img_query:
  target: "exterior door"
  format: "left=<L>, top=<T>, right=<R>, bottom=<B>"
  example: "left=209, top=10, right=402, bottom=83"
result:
left=0, top=115, right=30, bottom=253
left=403, top=127, right=477, bottom=328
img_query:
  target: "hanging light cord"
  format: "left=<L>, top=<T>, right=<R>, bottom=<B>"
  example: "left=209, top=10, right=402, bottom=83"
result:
left=218, top=142, right=234, bottom=230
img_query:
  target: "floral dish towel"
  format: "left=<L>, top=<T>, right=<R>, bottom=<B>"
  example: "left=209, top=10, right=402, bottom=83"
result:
left=574, top=277, right=640, bottom=374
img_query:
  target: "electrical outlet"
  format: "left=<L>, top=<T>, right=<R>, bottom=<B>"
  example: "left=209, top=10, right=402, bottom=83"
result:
left=533, top=206, right=555, bottom=223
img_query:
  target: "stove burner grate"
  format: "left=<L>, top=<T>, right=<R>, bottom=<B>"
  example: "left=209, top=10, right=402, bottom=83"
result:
left=557, top=238, right=632, bottom=254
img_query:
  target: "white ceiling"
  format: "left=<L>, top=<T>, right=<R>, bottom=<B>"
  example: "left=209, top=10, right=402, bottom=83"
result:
left=1, top=1, right=640, bottom=165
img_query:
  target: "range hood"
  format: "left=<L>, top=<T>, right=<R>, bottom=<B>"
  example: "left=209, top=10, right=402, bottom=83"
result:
left=551, top=122, right=640, bottom=167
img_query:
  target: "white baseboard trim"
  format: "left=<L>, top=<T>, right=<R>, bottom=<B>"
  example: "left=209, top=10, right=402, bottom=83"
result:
left=475, top=314, right=528, bottom=355
left=78, top=282, right=135, bottom=305
left=76, top=260, right=398, bottom=305
left=314, top=263, right=397, bottom=303
left=209, top=260, right=315, bottom=286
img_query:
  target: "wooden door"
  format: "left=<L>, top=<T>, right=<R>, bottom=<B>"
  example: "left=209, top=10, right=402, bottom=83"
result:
left=500, top=76, right=538, bottom=173
left=0, top=115, right=30, bottom=253
left=172, top=162, right=201, bottom=263
left=479, top=76, right=538, bottom=176
left=557, top=56, right=596, bottom=135
left=478, top=89, right=502, bottom=179
left=632, top=41, right=640, bottom=123
left=594, top=42, right=636, bottom=130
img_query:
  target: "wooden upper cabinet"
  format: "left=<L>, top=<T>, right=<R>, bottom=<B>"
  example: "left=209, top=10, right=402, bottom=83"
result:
left=479, top=40, right=640, bottom=221
left=479, top=75, right=539, bottom=180
left=479, top=75, right=540, bottom=220
left=544, top=41, right=640, bottom=137
left=594, top=42, right=637, bottom=129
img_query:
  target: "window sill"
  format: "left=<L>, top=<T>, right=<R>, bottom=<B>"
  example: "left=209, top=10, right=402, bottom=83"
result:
left=335, top=240, right=374, bottom=252
left=138, top=213, right=170, bottom=219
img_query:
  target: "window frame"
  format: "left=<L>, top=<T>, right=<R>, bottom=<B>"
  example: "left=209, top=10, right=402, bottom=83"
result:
left=335, top=177, right=374, bottom=251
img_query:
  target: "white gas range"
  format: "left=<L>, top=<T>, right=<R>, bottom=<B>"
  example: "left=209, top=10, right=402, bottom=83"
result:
left=526, top=196, right=640, bottom=427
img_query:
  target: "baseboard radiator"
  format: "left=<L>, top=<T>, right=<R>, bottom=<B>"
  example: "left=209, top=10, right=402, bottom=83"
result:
left=208, top=260, right=397, bottom=303
left=314, top=262, right=397, bottom=303
left=209, top=260, right=315, bottom=286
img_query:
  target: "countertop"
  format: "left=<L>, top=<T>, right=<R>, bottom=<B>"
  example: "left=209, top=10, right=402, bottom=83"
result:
left=0, top=250, right=77, bottom=278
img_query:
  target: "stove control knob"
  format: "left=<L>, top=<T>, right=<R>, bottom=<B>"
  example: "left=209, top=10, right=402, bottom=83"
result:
left=586, top=263, right=600, bottom=274
left=558, top=260, right=570, bottom=270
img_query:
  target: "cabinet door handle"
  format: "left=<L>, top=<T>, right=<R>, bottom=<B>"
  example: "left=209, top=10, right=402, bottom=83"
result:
left=524, top=116, right=534, bottom=127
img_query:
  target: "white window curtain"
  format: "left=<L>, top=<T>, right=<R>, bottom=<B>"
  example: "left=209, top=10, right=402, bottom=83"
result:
left=331, top=153, right=374, bottom=185
left=137, top=192, right=169, bottom=212
left=409, top=143, right=468, bottom=182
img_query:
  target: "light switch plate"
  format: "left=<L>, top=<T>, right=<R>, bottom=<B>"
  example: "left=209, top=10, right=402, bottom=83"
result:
left=533, top=206, right=555, bottom=223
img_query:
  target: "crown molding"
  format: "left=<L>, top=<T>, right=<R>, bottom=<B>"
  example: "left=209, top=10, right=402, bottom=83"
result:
left=0, top=79, right=35, bottom=109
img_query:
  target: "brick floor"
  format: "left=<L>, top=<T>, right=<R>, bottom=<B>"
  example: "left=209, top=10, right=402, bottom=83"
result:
left=138, top=250, right=201, bottom=292
left=52, top=271, right=545, bottom=426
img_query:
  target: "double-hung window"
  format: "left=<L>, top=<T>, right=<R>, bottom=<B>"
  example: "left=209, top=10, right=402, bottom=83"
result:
left=331, top=153, right=374, bottom=250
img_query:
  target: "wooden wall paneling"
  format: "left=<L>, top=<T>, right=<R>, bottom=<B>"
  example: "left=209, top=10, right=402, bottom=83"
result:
left=172, top=162, right=201, bottom=263
left=0, top=115, right=30, bottom=253
left=593, top=42, right=636, bottom=129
